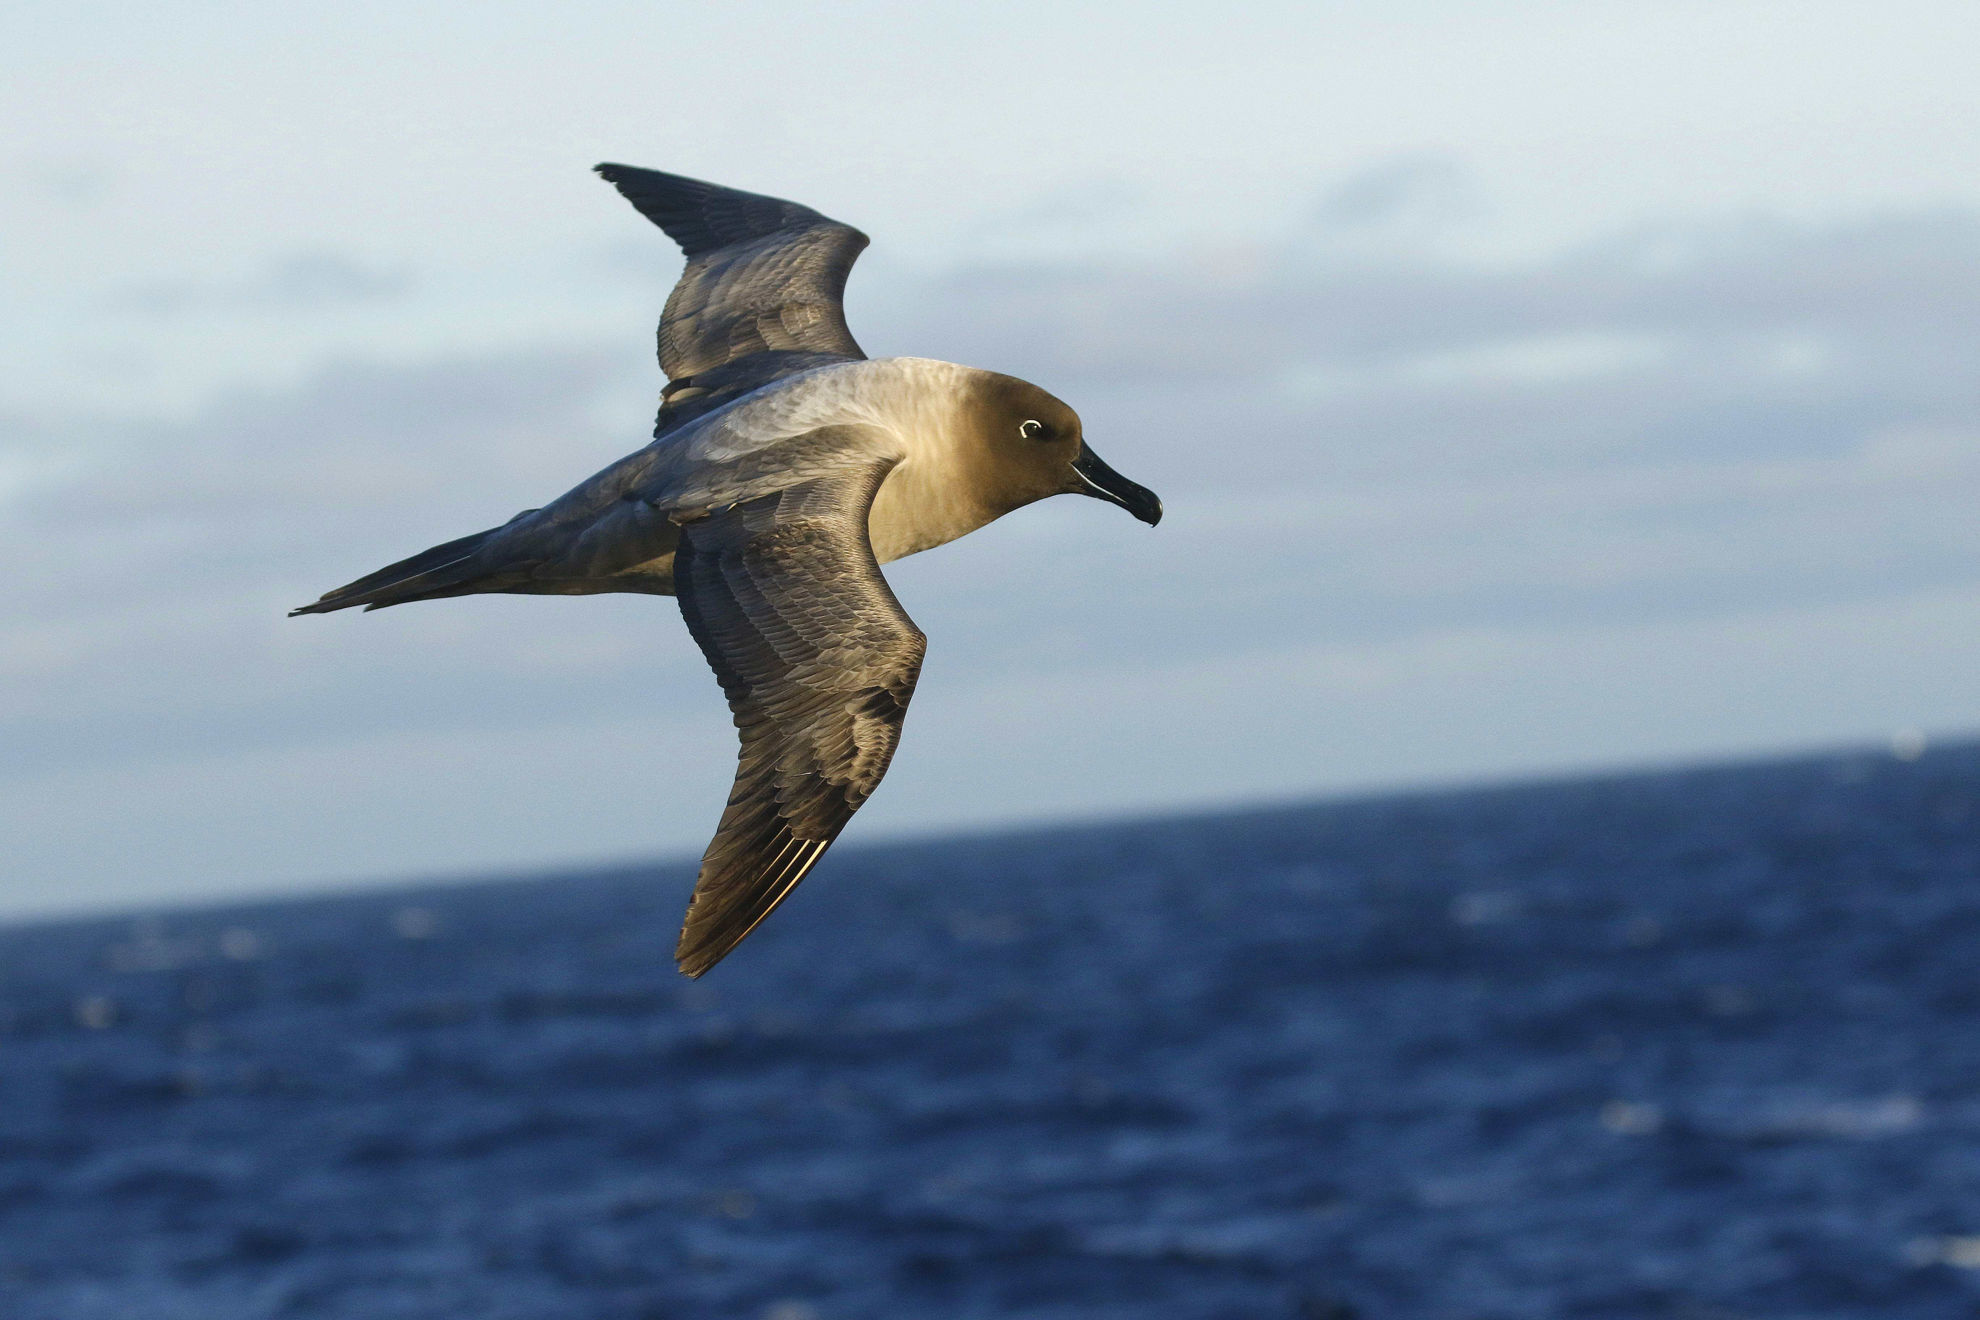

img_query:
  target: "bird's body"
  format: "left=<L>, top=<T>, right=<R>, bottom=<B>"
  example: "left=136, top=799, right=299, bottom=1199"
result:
left=295, top=165, right=1161, bottom=975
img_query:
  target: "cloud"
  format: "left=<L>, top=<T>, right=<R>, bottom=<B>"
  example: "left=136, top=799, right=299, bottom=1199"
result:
left=20, top=158, right=116, bottom=210
left=0, top=346, right=684, bottom=779
left=883, top=208, right=1980, bottom=398
left=1312, top=154, right=1482, bottom=233
left=5, top=202, right=1979, bottom=907
left=958, top=176, right=1161, bottom=260
left=111, top=250, right=413, bottom=316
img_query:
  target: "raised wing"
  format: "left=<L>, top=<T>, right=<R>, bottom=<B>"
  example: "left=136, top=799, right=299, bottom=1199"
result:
left=595, top=163, right=870, bottom=433
left=671, top=459, right=925, bottom=976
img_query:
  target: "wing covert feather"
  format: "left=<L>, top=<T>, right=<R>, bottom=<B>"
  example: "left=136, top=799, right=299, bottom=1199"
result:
left=672, top=460, right=924, bottom=976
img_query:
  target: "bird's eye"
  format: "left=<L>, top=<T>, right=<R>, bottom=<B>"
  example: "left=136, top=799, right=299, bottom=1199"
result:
left=1019, top=419, right=1047, bottom=441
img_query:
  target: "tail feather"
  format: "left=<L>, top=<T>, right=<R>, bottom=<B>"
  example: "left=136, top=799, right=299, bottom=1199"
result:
left=291, top=526, right=503, bottom=616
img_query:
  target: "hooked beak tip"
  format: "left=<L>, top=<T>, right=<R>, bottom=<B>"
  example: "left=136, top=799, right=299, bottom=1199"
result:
left=1071, top=442, right=1163, bottom=528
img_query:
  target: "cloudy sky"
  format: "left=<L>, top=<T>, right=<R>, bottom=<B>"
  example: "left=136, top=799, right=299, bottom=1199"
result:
left=5, top=1, right=1979, bottom=917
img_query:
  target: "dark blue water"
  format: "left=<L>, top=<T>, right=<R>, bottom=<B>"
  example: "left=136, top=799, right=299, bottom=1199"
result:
left=4, top=743, right=1980, bottom=1319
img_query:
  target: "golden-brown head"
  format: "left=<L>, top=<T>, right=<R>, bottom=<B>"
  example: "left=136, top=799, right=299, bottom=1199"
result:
left=964, top=372, right=1164, bottom=526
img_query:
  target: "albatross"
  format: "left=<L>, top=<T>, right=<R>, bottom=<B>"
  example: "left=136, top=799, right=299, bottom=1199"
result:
left=293, top=164, right=1163, bottom=976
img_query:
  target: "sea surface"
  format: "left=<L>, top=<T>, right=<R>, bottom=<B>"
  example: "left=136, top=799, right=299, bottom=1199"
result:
left=3, top=743, right=1979, bottom=1319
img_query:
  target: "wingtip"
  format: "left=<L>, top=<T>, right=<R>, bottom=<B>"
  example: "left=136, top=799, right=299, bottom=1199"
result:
left=594, top=161, right=654, bottom=187
left=675, top=920, right=750, bottom=979
left=674, top=940, right=718, bottom=979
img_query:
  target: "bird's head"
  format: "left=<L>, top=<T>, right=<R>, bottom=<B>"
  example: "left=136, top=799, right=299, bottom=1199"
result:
left=967, top=373, right=1163, bottom=527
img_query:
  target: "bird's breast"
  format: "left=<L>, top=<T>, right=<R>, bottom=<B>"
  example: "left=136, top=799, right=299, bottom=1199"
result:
left=866, top=457, right=994, bottom=564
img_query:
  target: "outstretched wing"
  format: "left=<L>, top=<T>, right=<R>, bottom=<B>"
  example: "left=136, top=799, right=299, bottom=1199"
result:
left=671, top=459, right=925, bottom=976
left=595, top=162, right=870, bottom=432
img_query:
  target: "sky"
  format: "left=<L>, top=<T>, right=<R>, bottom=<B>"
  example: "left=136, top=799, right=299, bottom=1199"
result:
left=4, top=1, right=1979, bottom=917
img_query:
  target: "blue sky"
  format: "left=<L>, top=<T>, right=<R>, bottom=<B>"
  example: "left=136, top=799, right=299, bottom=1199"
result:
left=4, top=2, right=1979, bottom=915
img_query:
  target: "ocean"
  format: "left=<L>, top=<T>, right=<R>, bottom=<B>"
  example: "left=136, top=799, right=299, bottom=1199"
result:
left=2, top=742, right=1978, bottom=1319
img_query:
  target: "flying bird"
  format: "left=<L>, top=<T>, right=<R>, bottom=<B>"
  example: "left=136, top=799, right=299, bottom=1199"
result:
left=293, top=164, right=1162, bottom=976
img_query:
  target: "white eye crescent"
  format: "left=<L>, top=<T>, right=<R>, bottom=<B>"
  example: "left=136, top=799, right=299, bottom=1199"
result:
left=1019, top=419, right=1046, bottom=441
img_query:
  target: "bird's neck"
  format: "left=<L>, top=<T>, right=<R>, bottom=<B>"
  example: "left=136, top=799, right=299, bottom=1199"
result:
left=861, top=358, right=1008, bottom=563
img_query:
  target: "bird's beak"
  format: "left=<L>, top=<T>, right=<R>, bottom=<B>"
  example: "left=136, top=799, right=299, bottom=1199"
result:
left=1069, top=441, right=1163, bottom=526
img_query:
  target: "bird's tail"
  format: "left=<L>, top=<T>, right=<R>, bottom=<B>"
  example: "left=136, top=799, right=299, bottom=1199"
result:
left=290, top=525, right=506, bottom=616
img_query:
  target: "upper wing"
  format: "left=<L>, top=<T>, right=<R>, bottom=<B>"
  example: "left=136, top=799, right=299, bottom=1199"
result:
left=671, top=459, right=926, bottom=976
left=595, top=162, right=870, bottom=431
